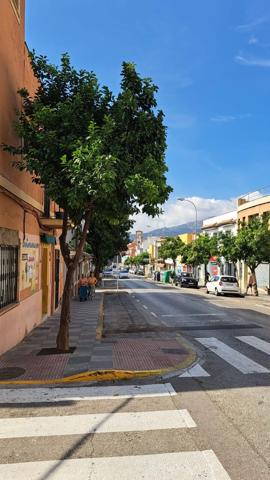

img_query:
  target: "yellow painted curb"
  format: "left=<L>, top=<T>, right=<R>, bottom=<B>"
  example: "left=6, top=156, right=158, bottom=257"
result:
left=0, top=369, right=165, bottom=386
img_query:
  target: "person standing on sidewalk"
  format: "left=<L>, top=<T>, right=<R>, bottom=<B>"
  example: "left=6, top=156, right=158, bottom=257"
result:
left=78, top=274, right=88, bottom=301
left=87, top=273, right=97, bottom=299
left=246, top=273, right=255, bottom=295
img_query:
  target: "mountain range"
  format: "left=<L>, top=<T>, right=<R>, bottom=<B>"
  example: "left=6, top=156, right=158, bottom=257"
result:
left=130, top=220, right=203, bottom=240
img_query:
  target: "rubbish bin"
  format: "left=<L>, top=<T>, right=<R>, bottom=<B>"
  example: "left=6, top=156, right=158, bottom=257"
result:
left=163, top=271, right=170, bottom=283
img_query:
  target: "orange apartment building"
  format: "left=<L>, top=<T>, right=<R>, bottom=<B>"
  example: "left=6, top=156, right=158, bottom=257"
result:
left=0, top=0, right=65, bottom=355
left=237, top=194, right=270, bottom=292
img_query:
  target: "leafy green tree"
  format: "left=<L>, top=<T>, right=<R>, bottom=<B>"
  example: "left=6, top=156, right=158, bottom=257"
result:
left=158, top=237, right=184, bottom=271
left=181, top=235, right=218, bottom=283
left=236, top=214, right=270, bottom=296
left=4, top=53, right=171, bottom=350
left=218, top=231, right=239, bottom=275
left=87, top=214, right=132, bottom=277
left=134, top=252, right=149, bottom=272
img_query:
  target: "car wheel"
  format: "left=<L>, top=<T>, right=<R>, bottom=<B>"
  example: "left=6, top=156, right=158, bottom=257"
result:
left=215, top=288, right=220, bottom=296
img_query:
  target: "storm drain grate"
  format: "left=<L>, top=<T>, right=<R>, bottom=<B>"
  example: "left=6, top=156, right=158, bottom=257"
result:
left=0, top=367, right=26, bottom=380
left=37, top=347, right=76, bottom=356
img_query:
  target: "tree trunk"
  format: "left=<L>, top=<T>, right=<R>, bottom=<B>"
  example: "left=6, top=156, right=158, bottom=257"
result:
left=251, top=267, right=259, bottom=296
left=56, top=267, right=74, bottom=351
left=204, top=264, right=208, bottom=285
left=57, top=208, right=92, bottom=351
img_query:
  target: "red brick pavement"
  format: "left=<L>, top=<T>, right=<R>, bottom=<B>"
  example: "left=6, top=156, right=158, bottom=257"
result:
left=0, top=354, right=70, bottom=380
left=112, top=339, right=189, bottom=370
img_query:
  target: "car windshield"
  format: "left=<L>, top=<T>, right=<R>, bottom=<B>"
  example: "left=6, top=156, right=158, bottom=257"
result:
left=221, top=276, right=238, bottom=283
left=181, top=272, right=192, bottom=277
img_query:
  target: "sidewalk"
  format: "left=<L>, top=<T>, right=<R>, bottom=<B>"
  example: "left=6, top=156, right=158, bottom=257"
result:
left=0, top=290, right=196, bottom=383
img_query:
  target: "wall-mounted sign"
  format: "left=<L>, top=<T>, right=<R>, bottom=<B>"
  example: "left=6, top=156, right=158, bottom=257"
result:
left=21, top=245, right=39, bottom=292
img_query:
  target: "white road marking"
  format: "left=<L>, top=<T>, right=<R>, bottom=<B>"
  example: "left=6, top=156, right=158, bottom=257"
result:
left=0, top=409, right=196, bottom=438
left=151, top=311, right=157, bottom=317
left=180, top=364, right=210, bottom=378
left=162, top=313, right=225, bottom=317
left=143, top=305, right=148, bottom=309
left=236, top=336, right=270, bottom=356
left=196, top=337, right=270, bottom=374
left=0, top=450, right=232, bottom=479
left=136, top=299, right=140, bottom=302
left=0, top=383, right=176, bottom=404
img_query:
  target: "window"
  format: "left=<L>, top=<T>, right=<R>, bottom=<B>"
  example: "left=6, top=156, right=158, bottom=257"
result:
left=0, top=245, right=18, bottom=310
left=221, top=276, right=238, bottom=283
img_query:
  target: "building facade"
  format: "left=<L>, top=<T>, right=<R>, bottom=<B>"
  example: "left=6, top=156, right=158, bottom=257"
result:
left=237, top=195, right=270, bottom=293
left=0, top=0, right=65, bottom=355
left=202, top=211, right=237, bottom=278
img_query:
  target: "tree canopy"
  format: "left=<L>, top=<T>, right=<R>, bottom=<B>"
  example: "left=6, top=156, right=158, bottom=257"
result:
left=4, top=52, right=172, bottom=350
left=158, top=236, right=184, bottom=269
left=236, top=214, right=270, bottom=294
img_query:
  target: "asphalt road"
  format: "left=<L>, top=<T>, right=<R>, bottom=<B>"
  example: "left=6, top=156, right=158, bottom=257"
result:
left=0, top=277, right=269, bottom=479
left=121, top=276, right=270, bottom=478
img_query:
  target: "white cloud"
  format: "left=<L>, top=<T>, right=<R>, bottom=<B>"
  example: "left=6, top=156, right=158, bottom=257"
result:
left=235, top=54, right=270, bottom=67
left=235, top=16, right=268, bottom=32
left=131, top=196, right=236, bottom=233
left=248, top=36, right=259, bottom=45
left=210, top=113, right=251, bottom=123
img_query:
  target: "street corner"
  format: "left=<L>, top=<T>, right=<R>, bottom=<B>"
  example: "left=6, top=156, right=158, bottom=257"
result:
left=111, top=337, right=197, bottom=375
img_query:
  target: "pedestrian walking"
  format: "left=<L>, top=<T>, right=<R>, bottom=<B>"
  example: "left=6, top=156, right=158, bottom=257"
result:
left=87, top=272, right=97, bottom=299
left=78, top=274, right=88, bottom=301
left=246, top=273, right=255, bottom=295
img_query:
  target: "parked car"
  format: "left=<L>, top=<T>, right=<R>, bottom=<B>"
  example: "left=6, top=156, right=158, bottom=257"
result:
left=175, top=272, right=198, bottom=288
left=206, top=275, right=241, bottom=296
left=118, top=269, right=129, bottom=279
left=103, top=268, right=113, bottom=277
left=136, top=269, right=144, bottom=276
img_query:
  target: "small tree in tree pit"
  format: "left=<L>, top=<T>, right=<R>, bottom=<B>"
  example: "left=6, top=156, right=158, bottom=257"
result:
left=87, top=213, right=132, bottom=277
left=158, top=237, right=184, bottom=271
left=218, top=231, right=239, bottom=276
left=4, top=53, right=171, bottom=351
left=236, top=214, right=270, bottom=296
left=181, top=235, right=218, bottom=283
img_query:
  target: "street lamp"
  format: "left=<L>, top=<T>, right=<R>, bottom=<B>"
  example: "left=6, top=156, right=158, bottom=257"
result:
left=177, top=197, right=198, bottom=238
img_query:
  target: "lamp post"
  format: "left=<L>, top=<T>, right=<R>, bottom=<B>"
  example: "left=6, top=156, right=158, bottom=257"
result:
left=177, top=198, right=198, bottom=238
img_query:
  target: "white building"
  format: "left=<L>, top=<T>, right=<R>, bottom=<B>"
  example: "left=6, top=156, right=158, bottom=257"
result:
left=201, top=211, right=237, bottom=282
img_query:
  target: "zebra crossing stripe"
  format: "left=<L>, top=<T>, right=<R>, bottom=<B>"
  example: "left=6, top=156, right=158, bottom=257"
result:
left=0, top=383, right=176, bottom=404
left=236, top=336, right=270, bottom=356
left=180, top=364, right=210, bottom=378
left=0, top=409, right=196, bottom=438
left=0, top=450, right=231, bottom=479
left=195, top=337, right=270, bottom=374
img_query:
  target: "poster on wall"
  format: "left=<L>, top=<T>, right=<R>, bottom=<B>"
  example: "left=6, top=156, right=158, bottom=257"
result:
left=21, top=242, right=39, bottom=292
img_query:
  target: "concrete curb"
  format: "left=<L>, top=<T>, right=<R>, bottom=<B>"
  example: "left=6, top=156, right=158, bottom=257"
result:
left=96, top=293, right=104, bottom=340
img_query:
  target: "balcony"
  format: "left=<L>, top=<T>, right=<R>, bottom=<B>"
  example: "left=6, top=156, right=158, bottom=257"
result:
left=39, top=216, right=64, bottom=230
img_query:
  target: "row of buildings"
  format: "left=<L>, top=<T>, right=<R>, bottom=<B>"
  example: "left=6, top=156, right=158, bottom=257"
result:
left=126, top=193, right=270, bottom=293
left=0, top=1, right=91, bottom=355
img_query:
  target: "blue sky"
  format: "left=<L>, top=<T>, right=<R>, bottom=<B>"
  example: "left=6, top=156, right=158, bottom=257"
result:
left=26, top=0, right=270, bottom=229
